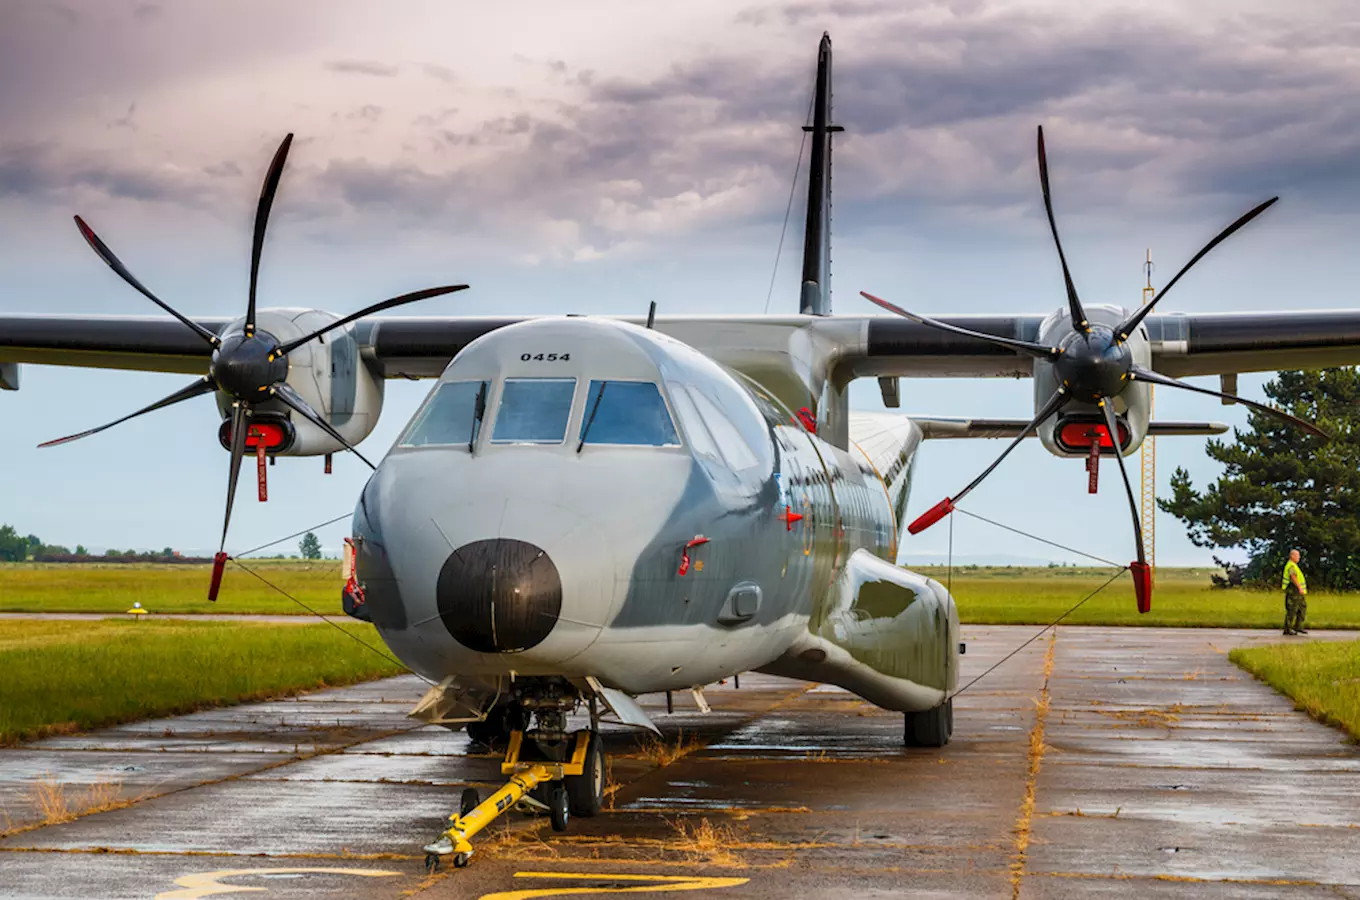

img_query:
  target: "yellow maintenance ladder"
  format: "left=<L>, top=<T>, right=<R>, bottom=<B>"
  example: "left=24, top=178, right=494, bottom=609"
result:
left=423, top=729, right=591, bottom=872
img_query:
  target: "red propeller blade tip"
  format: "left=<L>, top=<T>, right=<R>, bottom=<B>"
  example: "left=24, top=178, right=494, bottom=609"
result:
left=208, top=551, right=228, bottom=602
left=1130, top=561, right=1152, bottom=614
left=908, top=497, right=955, bottom=535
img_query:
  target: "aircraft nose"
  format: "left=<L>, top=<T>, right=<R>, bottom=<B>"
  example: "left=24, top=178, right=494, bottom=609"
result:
left=437, top=539, right=563, bottom=654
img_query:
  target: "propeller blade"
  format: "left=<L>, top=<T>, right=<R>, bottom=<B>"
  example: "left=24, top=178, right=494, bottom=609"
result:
left=1099, top=400, right=1153, bottom=615
left=271, top=382, right=377, bottom=470
left=1129, top=365, right=1329, bottom=440
left=220, top=402, right=251, bottom=554
left=1036, top=126, right=1089, bottom=333
left=246, top=134, right=294, bottom=336
left=274, top=284, right=470, bottom=357
left=73, top=216, right=220, bottom=347
left=1098, top=400, right=1145, bottom=565
left=860, top=292, right=1058, bottom=359
left=38, top=377, right=216, bottom=448
left=908, top=387, right=1070, bottom=534
left=1116, top=197, right=1279, bottom=341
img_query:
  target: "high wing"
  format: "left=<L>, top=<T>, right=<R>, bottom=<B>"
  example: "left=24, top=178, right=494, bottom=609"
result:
left=843, top=310, right=1360, bottom=380
left=914, top=417, right=1229, bottom=439
left=4, top=309, right=1360, bottom=386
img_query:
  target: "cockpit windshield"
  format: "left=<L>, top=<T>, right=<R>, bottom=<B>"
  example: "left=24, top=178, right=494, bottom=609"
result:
left=399, top=380, right=487, bottom=447
left=492, top=378, right=576, bottom=444
left=579, top=380, right=681, bottom=447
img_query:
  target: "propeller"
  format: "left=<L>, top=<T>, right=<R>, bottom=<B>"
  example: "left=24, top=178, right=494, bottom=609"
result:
left=865, top=126, right=1327, bottom=613
left=43, top=133, right=470, bottom=598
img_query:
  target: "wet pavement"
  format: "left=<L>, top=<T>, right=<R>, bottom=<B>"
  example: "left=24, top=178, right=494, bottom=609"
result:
left=0, top=613, right=337, bottom=623
left=1, top=626, right=1357, bottom=899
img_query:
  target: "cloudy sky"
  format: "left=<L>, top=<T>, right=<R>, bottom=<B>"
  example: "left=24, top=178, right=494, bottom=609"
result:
left=3, top=0, right=1360, bottom=568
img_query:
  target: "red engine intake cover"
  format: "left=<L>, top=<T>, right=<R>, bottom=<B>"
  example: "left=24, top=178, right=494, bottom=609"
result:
left=1056, top=417, right=1129, bottom=453
left=217, top=415, right=296, bottom=453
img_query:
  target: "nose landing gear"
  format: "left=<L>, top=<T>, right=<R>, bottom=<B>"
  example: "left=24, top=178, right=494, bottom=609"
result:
left=423, top=724, right=605, bottom=873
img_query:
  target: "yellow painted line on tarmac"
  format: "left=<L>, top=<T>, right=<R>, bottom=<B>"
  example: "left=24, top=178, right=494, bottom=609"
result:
left=154, top=867, right=400, bottom=899
left=478, top=872, right=749, bottom=900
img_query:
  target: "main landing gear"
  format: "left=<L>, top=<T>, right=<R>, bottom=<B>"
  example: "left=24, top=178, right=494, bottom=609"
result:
left=424, top=684, right=606, bottom=873
left=904, top=697, right=953, bottom=748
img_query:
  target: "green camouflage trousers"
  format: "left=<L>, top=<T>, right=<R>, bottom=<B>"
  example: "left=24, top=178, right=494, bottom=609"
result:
left=1284, top=584, right=1307, bottom=633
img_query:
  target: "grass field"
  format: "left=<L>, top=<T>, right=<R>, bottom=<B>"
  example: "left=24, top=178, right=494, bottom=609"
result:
left=0, top=619, right=405, bottom=745
left=1231, top=640, right=1360, bottom=741
left=0, top=560, right=341, bottom=615
left=5, top=561, right=1360, bottom=628
left=918, top=566, right=1360, bottom=629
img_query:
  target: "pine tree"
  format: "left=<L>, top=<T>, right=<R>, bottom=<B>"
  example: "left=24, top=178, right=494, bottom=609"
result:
left=299, top=532, right=323, bottom=560
left=0, top=525, right=28, bottom=562
left=1160, top=368, right=1360, bottom=589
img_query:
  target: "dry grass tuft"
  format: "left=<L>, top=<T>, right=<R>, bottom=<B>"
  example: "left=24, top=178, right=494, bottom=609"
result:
left=671, top=817, right=743, bottom=867
left=635, top=730, right=704, bottom=768
left=1097, top=703, right=1184, bottom=729
left=602, top=758, right=621, bottom=811
left=1010, top=631, right=1057, bottom=899
left=478, top=818, right=560, bottom=861
left=24, top=774, right=123, bottom=826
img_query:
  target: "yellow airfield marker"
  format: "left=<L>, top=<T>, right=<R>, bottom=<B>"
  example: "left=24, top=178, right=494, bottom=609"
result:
left=155, top=867, right=399, bottom=900
left=479, top=872, right=750, bottom=900
left=126, top=602, right=148, bottom=616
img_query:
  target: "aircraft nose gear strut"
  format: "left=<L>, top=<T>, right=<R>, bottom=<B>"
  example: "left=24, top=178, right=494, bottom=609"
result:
left=423, top=728, right=595, bottom=872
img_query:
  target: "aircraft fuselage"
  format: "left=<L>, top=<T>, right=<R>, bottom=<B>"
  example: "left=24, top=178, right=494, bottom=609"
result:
left=353, top=317, right=958, bottom=713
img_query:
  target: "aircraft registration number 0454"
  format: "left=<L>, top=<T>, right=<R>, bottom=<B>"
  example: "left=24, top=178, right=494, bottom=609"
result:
left=520, top=353, right=570, bottom=361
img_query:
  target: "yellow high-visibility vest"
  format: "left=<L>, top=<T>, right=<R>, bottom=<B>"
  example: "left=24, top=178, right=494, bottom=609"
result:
left=1283, top=560, right=1307, bottom=590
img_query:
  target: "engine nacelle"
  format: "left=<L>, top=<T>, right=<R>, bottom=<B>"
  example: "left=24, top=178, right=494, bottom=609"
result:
left=1033, top=303, right=1151, bottom=458
left=214, top=309, right=384, bottom=456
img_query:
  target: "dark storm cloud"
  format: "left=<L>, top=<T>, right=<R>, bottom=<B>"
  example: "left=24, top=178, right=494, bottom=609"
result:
left=324, top=59, right=400, bottom=77
left=0, top=142, right=206, bottom=204
left=11, top=1, right=1360, bottom=252
left=203, top=161, right=242, bottom=178
left=421, top=64, right=458, bottom=84
left=0, top=0, right=328, bottom=128
left=346, top=104, right=384, bottom=123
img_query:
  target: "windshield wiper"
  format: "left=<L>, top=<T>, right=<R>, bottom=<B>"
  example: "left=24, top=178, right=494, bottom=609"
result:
left=577, top=382, right=607, bottom=453
left=469, top=381, right=487, bottom=453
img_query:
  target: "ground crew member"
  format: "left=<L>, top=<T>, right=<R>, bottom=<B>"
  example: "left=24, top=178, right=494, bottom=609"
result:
left=1282, top=549, right=1308, bottom=635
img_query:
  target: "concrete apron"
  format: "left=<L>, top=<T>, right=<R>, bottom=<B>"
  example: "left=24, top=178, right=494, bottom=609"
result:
left=0, top=626, right=1356, bottom=899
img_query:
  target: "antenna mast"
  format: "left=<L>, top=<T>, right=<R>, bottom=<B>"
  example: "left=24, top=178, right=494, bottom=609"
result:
left=1139, top=248, right=1157, bottom=569
left=798, top=32, right=843, bottom=316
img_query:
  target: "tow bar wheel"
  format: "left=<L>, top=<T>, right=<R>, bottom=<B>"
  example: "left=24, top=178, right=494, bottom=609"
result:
left=549, top=784, right=570, bottom=832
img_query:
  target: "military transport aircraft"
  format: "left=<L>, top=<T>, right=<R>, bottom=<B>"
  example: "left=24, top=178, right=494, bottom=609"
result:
left=3, top=32, right=1357, bottom=866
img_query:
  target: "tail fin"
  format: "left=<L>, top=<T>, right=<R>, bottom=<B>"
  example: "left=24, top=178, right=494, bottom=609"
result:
left=799, top=32, right=843, bottom=316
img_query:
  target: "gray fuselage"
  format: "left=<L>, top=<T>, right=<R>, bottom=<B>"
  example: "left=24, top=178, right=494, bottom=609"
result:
left=353, top=317, right=958, bottom=712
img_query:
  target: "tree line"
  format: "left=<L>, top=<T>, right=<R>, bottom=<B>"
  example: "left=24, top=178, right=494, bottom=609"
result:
left=0, top=526, right=327, bottom=562
left=1161, top=368, right=1360, bottom=590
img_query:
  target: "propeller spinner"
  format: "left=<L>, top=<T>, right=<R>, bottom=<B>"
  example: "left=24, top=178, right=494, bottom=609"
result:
left=41, top=134, right=470, bottom=599
left=862, top=126, right=1328, bottom=613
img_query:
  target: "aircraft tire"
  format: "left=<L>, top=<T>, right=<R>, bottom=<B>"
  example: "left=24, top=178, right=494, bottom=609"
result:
left=565, top=730, right=605, bottom=817
left=904, top=699, right=953, bottom=748
left=549, top=784, right=570, bottom=832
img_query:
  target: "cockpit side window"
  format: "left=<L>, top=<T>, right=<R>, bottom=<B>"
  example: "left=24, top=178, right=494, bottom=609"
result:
left=492, top=377, right=577, bottom=444
left=683, top=385, right=759, bottom=470
left=398, top=380, right=488, bottom=447
left=579, top=381, right=681, bottom=447
left=667, top=382, right=722, bottom=462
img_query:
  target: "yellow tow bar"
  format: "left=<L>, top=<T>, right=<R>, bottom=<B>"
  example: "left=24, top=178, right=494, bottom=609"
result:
left=423, top=729, right=590, bottom=871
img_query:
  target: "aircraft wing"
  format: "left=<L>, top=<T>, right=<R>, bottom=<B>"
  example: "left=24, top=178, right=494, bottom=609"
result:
left=915, top=417, right=1230, bottom=439
left=846, top=310, right=1360, bottom=379
left=0, top=314, right=525, bottom=383
left=3, top=309, right=1360, bottom=387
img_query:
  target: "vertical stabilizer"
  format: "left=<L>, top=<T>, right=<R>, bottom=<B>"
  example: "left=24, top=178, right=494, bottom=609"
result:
left=800, top=32, right=842, bottom=316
